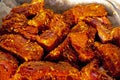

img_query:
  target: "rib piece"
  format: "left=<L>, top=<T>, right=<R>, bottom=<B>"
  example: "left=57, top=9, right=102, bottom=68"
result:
left=111, top=27, right=120, bottom=47
left=49, top=14, right=70, bottom=38
left=80, top=59, right=113, bottom=80
left=63, top=4, right=107, bottom=26
left=36, top=30, right=59, bottom=51
left=2, top=0, right=45, bottom=41
left=84, top=17, right=120, bottom=47
left=12, top=61, right=81, bottom=80
left=11, top=0, right=44, bottom=17
left=2, top=13, right=28, bottom=33
left=36, top=14, right=69, bottom=51
left=28, top=9, right=54, bottom=32
left=2, top=12, right=40, bottom=42
left=45, top=37, right=78, bottom=65
left=0, top=50, right=18, bottom=80
left=69, top=21, right=96, bottom=62
left=0, top=34, right=44, bottom=61
left=94, top=42, right=120, bottom=77
left=84, top=17, right=113, bottom=43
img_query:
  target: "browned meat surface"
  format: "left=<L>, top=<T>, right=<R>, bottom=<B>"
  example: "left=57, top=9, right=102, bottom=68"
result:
left=2, top=11, right=69, bottom=52
left=111, top=27, right=120, bottom=47
left=0, top=50, right=18, bottom=80
left=11, top=0, right=44, bottom=17
left=36, top=30, right=59, bottom=51
left=12, top=61, right=81, bottom=80
left=69, top=21, right=96, bottom=62
left=28, top=9, right=54, bottom=32
left=2, top=0, right=44, bottom=33
left=63, top=4, right=107, bottom=26
left=2, top=12, right=39, bottom=42
left=2, top=13, right=28, bottom=33
left=2, top=0, right=47, bottom=42
left=84, top=17, right=120, bottom=47
left=94, top=42, right=120, bottom=77
left=80, top=59, right=113, bottom=80
left=0, top=34, right=44, bottom=61
left=49, top=14, right=70, bottom=39
left=36, top=14, right=69, bottom=51
left=84, top=17, right=113, bottom=43
left=45, top=38, right=78, bottom=65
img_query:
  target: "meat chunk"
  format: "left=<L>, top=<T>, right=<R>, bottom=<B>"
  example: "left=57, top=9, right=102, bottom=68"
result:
left=28, top=9, right=54, bottom=32
left=36, top=14, right=69, bottom=51
left=2, top=0, right=45, bottom=42
left=12, top=61, right=81, bottom=80
left=84, top=17, right=113, bottom=43
left=69, top=21, right=96, bottom=62
left=0, top=34, right=44, bottom=61
left=11, top=0, right=44, bottom=17
left=2, top=12, right=40, bottom=40
left=2, top=13, right=28, bottom=33
left=49, top=14, right=70, bottom=38
left=45, top=37, right=78, bottom=65
left=84, top=17, right=120, bottom=48
left=111, top=27, right=120, bottom=47
left=36, top=30, right=59, bottom=51
left=63, top=4, right=107, bottom=26
left=94, top=42, right=120, bottom=77
left=80, top=59, right=113, bottom=80
left=2, top=12, right=41, bottom=41
left=0, top=50, right=18, bottom=80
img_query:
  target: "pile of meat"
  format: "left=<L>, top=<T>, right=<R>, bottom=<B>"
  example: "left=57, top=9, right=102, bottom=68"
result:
left=0, top=0, right=120, bottom=80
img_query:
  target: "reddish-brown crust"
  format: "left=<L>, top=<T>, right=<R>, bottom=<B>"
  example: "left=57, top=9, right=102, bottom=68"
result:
left=45, top=37, right=78, bottom=64
left=63, top=4, right=107, bottom=26
left=69, top=21, right=96, bottom=62
left=94, top=42, right=120, bottom=77
left=36, top=14, right=69, bottom=51
left=0, top=51, right=18, bottom=80
left=80, top=59, right=113, bottom=80
left=13, top=61, right=81, bottom=80
left=11, top=1, right=44, bottom=17
left=0, top=34, right=44, bottom=61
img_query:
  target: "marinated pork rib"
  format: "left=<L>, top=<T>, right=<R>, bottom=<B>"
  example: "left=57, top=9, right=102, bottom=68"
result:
left=45, top=37, right=78, bottom=65
left=11, top=0, right=44, bottom=17
left=84, top=17, right=120, bottom=47
left=12, top=61, right=81, bottom=80
left=28, top=9, right=54, bottom=32
left=80, top=59, right=113, bottom=80
left=2, top=0, right=44, bottom=32
left=111, top=27, right=120, bottom=47
left=69, top=21, right=96, bottom=62
left=2, top=13, right=28, bottom=33
left=94, top=42, right=120, bottom=77
left=0, top=34, right=44, bottom=61
left=0, top=50, right=18, bottom=80
left=2, top=12, right=39, bottom=41
left=36, top=14, right=69, bottom=51
left=63, top=4, right=107, bottom=26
